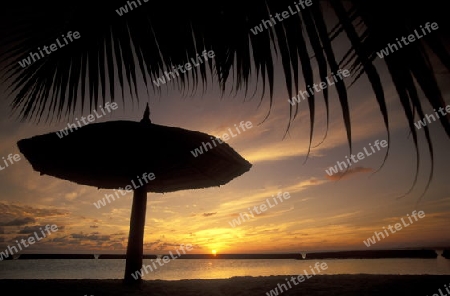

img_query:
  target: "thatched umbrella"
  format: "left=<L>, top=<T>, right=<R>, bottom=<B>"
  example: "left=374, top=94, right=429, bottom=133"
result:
left=17, top=104, right=252, bottom=284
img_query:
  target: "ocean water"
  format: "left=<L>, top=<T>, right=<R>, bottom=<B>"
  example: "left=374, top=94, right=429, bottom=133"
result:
left=1, top=256, right=450, bottom=280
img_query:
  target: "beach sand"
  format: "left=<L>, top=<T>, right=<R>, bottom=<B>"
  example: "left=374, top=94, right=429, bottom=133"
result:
left=1, top=275, right=449, bottom=296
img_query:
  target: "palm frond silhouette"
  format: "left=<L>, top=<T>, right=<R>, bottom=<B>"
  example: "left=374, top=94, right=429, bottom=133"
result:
left=1, top=0, right=449, bottom=212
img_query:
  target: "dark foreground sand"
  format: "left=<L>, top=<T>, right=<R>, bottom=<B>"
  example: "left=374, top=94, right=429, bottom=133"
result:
left=1, top=275, right=450, bottom=296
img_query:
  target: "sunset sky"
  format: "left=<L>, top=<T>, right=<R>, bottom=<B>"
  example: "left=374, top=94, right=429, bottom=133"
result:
left=0, top=45, right=449, bottom=255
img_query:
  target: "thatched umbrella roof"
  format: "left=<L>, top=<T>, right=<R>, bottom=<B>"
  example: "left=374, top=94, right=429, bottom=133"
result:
left=17, top=105, right=252, bottom=284
left=17, top=117, right=251, bottom=193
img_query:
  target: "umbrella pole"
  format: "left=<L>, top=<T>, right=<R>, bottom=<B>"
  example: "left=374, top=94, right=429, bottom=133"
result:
left=123, top=185, right=148, bottom=285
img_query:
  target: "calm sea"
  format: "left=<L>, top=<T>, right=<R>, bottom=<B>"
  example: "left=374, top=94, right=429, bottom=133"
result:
left=1, top=255, right=450, bottom=280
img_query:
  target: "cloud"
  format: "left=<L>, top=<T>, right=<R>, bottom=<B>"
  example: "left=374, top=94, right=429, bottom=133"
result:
left=110, top=232, right=126, bottom=236
left=143, top=240, right=162, bottom=248
left=19, top=225, right=64, bottom=234
left=19, top=226, right=42, bottom=234
left=279, top=178, right=327, bottom=196
left=0, top=202, right=68, bottom=224
left=71, top=233, right=86, bottom=239
left=12, top=235, right=31, bottom=241
left=71, top=233, right=110, bottom=241
left=325, top=166, right=373, bottom=181
left=52, top=236, right=68, bottom=243
left=202, top=212, right=217, bottom=217
left=0, top=216, right=35, bottom=226
left=64, top=192, right=78, bottom=201
left=87, top=235, right=110, bottom=241
left=153, top=241, right=189, bottom=251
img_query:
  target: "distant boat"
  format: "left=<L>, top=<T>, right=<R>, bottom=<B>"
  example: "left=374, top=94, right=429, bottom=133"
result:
left=296, top=253, right=306, bottom=260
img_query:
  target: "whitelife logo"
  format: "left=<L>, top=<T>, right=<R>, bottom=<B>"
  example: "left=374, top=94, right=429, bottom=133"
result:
left=265, top=262, right=328, bottom=296
left=426, top=283, right=450, bottom=296
left=250, top=0, right=313, bottom=35
left=0, top=224, right=59, bottom=261
left=0, top=153, right=21, bottom=171
left=18, top=31, right=81, bottom=68
left=152, top=50, right=215, bottom=87
left=190, top=121, right=253, bottom=157
left=56, top=102, right=118, bottom=139
left=131, top=244, right=193, bottom=280
left=414, top=104, right=450, bottom=130
left=93, top=172, right=156, bottom=209
left=325, top=139, right=388, bottom=177
left=228, top=191, right=290, bottom=228
left=376, top=22, right=439, bottom=59
left=288, top=69, right=350, bottom=106
left=115, top=0, right=148, bottom=16
left=363, top=210, right=425, bottom=247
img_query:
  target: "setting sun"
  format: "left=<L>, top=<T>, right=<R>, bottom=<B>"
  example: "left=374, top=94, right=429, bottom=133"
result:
left=212, top=250, right=217, bottom=256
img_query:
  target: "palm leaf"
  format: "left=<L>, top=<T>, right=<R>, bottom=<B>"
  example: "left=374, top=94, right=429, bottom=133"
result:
left=1, top=0, right=449, bottom=197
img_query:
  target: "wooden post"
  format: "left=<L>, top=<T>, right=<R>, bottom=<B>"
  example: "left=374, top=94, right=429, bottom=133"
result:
left=123, top=185, right=147, bottom=285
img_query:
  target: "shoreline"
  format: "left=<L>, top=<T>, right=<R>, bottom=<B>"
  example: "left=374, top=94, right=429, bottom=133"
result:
left=5, top=248, right=447, bottom=260
left=1, top=275, right=449, bottom=296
